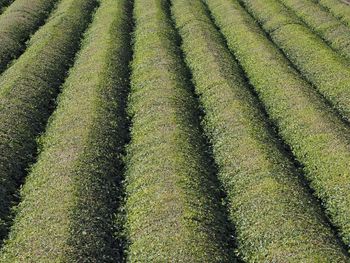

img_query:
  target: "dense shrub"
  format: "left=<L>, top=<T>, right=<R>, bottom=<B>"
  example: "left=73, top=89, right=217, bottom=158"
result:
left=125, top=0, right=234, bottom=261
left=279, top=0, right=350, bottom=61
left=171, top=0, right=348, bottom=261
left=319, top=0, right=350, bottom=27
left=0, top=0, right=97, bottom=246
left=240, top=0, right=350, bottom=122
left=204, top=0, right=350, bottom=251
left=0, top=0, right=132, bottom=261
left=0, top=0, right=59, bottom=73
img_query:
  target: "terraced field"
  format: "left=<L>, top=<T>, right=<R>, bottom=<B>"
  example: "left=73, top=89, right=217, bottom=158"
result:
left=1, top=0, right=350, bottom=262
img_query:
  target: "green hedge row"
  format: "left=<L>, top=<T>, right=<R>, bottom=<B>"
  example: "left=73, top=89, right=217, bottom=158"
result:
left=125, top=0, right=234, bottom=261
left=0, top=0, right=132, bottom=261
left=204, top=0, right=350, bottom=251
left=171, top=0, right=348, bottom=261
left=0, top=0, right=59, bottom=73
left=278, top=0, right=350, bottom=61
left=240, top=0, right=350, bottom=122
left=318, top=0, right=350, bottom=28
left=0, top=0, right=96, bottom=245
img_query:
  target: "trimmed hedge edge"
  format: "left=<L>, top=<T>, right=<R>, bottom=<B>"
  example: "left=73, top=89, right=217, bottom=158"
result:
left=125, top=0, right=235, bottom=261
left=0, top=0, right=97, bottom=247
left=0, top=0, right=60, bottom=74
left=172, top=0, right=349, bottom=261
left=204, top=0, right=350, bottom=252
left=0, top=0, right=133, bottom=261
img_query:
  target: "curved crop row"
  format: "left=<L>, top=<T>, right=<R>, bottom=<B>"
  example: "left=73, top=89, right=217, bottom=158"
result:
left=240, top=0, right=350, bottom=122
left=278, top=0, right=350, bottom=61
left=204, top=0, right=350, bottom=250
left=0, top=0, right=97, bottom=244
left=125, top=0, right=233, bottom=261
left=0, top=0, right=132, bottom=261
left=0, top=0, right=59, bottom=73
left=318, top=0, right=350, bottom=27
left=171, top=0, right=348, bottom=261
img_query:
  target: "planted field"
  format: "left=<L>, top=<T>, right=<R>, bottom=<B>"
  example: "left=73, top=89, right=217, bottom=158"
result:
left=125, top=0, right=232, bottom=261
left=205, top=0, right=350, bottom=249
left=0, top=0, right=59, bottom=73
left=240, top=0, right=350, bottom=122
left=0, top=0, right=96, bottom=243
left=319, top=0, right=350, bottom=27
left=172, top=0, right=348, bottom=261
left=0, top=0, right=350, bottom=262
left=1, top=0, right=131, bottom=261
left=279, top=0, right=350, bottom=61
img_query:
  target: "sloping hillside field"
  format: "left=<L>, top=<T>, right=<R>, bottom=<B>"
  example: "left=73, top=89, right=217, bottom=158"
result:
left=0, top=0, right=350, bottom=262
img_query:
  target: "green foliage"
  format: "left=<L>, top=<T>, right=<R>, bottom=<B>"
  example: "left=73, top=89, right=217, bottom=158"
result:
left=241, top=0, right=350, bottom=122
left=0, top=0, right=132, bottom=261
left=204, top=0, right=350, bottom=252
left=0, top=0, right=97, bottom=248
left=319, top=0, right=350, bottom=28
left=172, top=0, right=348, bottom=261
left=0, top=0, right=349, bottom=261
left=279, top=0, right=350, bottom=61
left=0, top=0, right=59, bottom=73
left=125, top=0, right=234, bottom=261
left=0, top=0, right=13, bottom=14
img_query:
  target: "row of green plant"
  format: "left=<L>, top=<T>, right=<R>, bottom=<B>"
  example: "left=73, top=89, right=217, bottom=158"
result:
left=0, top=0, right=97, bottom=246
left=0, top=0, right=132, bottom=261
left=318, top=0, right=350, bottom=28
left=278, top=0, right=350, bottom=62
left=125, top=0, right=234, bottom=261
left=204, top=0, right=350, bottom=251
left=171, top=0, right=348, bottom=262
left=0, top=0, right=59, bottom=73
left=240, top=0, right=350, bottom=122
